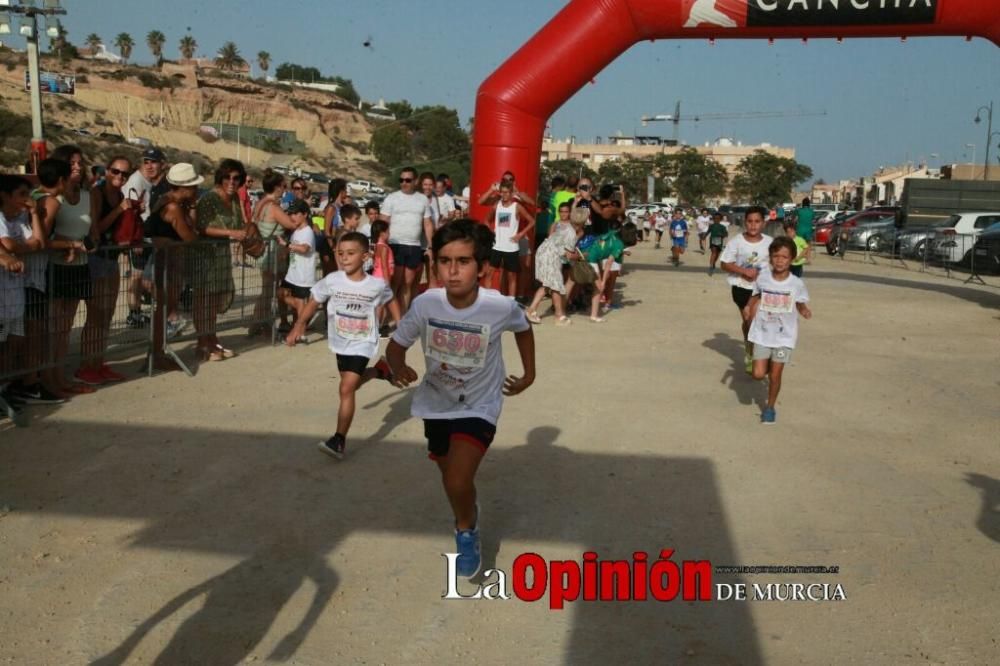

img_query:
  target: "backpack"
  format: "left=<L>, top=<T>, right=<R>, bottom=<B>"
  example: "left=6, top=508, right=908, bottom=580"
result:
left=620, top=221, right=638, bottom=247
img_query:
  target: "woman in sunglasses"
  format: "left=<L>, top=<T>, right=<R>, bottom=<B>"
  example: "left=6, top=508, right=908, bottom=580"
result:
left=77, top=155, right=134, bottom=384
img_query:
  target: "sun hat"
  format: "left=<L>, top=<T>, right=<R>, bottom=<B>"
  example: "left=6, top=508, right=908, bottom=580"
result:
left=166, top=163, right=204, bottom=187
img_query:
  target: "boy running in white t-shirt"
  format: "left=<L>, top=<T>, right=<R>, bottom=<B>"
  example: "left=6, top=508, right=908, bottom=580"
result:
left=720, top=206, right=773, bottom=374
left=287, top=231, right=402, bottom=458
left=747, top=236, right=812, bottom=424
left=280, top=199, right=319, bottom=335
left=387, top=219, right=536, bottom=578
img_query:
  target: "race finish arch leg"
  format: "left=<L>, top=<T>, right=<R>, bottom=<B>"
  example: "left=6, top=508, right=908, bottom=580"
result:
left=469, top=0, right=1000, bottom=221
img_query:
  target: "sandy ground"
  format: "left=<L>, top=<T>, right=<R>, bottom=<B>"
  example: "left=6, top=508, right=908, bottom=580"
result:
left=1, top=242, right=998, bottom=665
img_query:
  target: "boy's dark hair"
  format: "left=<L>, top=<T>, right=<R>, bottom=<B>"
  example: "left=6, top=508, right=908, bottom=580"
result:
left=551, top=175, right=566, bottom=189
left=558, top=200, right=572, bottom=211
left=340, top=203, right=361, bottom=221
left=364, top=200, right=380, bottom=213
left=338, top=231, right=370, bottom=252
left=598, top=184, right=615, bottom=201
left=745, top=205, right=768, bottom=220
left=432, top=218, right=494, bottom=265
left=0, top=174, right=31, bottom=195
left=214, top=158, right=246, bottom=186
left=261, top=168, right=285, bottom=194
left=38, top=158, right=71, bottom=187
left=770, top=236, right=798, bottom=259
left=782, top=219, right=797, bottom=229
left=370, top=219, right=389, bottom=243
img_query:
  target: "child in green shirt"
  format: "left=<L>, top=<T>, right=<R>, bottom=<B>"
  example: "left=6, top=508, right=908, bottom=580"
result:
left=782, top=221, right=810, bottom=277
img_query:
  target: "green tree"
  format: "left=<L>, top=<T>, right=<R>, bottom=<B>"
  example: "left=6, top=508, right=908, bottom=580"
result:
left=655, top=147, right=728, bottom=205
left=146, top=30, right=166, bottom=65
left=257, top=51, right=271, bottom=76
left=597, top=156, right=654, bottom=201
left=411, top=106, right=469, bottom=163
left=371, top=124, right=413, bottom=168
left=178, top=35, right=197, bottom=60
left=329, top=76, right=360, bottom=107
left=85, top=33, right=102, bottom=53
left=538, top=158, right=597, bottom=194
left=275, top=62, right=322, bottom=82
left=114, top=33, right=134, bottom=64
left=215, top=42, right=247, bottom=71
left=385, top=100, right=413, bottom=120
left=731, top=150, right=813, bottom=207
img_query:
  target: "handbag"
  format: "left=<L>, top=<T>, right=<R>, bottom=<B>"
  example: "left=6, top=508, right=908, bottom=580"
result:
left=112, top=188, right=144, bottom=246
left=243, top=201, right=275, bottom=259
left=570, top=257, right=597, bottom=284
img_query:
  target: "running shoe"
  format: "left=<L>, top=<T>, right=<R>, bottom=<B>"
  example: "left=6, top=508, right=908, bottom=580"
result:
left=454, top=525, right=482, bottom=578
left=708, top=267, right=715, bottom=276
left=744, top=353, right=753, bottom=375
left=74, top=367, right=107, bottom=386
left=166, top=318, right=188, bottom=340
left=318, top=433, right=346, bottom=460
left=126, top=311, right=150, bottom=329
left=761, top=407, right=777, bottom=424
left=99, top=364, right=127, bottom=382
left=6, top=383, right=65, bottom=405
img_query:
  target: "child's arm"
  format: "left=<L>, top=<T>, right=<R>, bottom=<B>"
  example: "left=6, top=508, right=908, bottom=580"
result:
left=503, top=328, right=536, bottom=396
left=286, top=297, right=321, bottom=346
left=0, top=247, right=23, bottom=273
left=513, top=204, right=536, bottom=241
left=386, top=298, right=403, bottom=328
left=288, top=242, right=311, bottom=255
left=385, top=339, right=418, bottom=387
left=745, top=294, right=761, bottom=321
left=796, top=302, right=812, bottom=319
left=377, top=244, right=391, bottom=280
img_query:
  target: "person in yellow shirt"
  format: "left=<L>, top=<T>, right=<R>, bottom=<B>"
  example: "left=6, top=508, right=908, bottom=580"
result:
left=783, top=221, right=810, bottom=277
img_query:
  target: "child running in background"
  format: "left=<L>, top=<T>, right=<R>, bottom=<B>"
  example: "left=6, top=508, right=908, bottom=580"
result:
left=669, top=209, right=689, bottom=267
left=782, top=220, right=811, bottom=277
left=287, top=231, right=402, bottom=458
left=280, top=200, right=318, bottom=340
left=386, top=219, right=535, bottom=578
left=370, top=219, right=395, bottom=333
left=720, top=206, right=773, bottom=374
left=707, top=212, right=728, bottom=276
left=747, top=236, right=812, bottom=424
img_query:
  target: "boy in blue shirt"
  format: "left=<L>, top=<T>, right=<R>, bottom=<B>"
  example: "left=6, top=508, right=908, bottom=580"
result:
left=669, top=210, right=689, bottom=267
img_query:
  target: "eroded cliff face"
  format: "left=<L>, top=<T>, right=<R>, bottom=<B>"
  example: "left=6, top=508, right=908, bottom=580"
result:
left=0, top=57, right=378, bottom=177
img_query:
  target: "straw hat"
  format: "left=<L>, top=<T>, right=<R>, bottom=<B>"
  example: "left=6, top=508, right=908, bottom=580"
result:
left=570, top=207, right=590, bottom=225
left=166, top=163, right=204, bottom=187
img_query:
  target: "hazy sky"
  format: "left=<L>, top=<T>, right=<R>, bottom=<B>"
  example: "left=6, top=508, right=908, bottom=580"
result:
left=14, top=0, right=1000, bottom=182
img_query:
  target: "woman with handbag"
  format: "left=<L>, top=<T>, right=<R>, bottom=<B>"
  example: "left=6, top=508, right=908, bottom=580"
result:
left=190, top=159, right=247, bottom=361
left=525, top=201, right=583, bottom=325
left=249, top=169, right=297, bottom=336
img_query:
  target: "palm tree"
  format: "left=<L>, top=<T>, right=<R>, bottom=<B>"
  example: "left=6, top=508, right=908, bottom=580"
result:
left=114, top=33, right=135, bottom=64
left=146, top=30, right=166, bottom=65
left=179, top=35, right=197, bottom=61
left=257, top=51, right=271, bottom=77
left=85, top=33, right=102, bottom=54
left=215, top=42, right=247, bottom=71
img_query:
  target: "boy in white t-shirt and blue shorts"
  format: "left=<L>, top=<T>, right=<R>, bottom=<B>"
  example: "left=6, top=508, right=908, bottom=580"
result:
left=747, top=236, right=812, bottom=424
left=387, top=219, right=536, bottom=578
left=287, top=231, right=402, bottom=458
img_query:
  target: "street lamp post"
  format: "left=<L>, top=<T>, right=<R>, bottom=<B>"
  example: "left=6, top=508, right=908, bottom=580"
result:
left=0, top=0, right=68, bottom=170
left=974, top=102, right=998, bottom=181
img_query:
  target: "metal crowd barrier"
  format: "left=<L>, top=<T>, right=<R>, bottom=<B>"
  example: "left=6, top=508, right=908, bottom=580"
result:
left=0, top=238, right=284, bottom=425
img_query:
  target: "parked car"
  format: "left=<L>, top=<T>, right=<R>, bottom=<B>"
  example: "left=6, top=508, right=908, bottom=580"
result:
left=348, top=180, right=385, bottom=195
left=892, top=218, right=953, bottom=258
left=626, top=202, right=669, bottom=222
left=971, top=222, right=1000, bottom=274
left=825, top=210, right=897, bottom=255
left=846, top=215, right=900, bottom=252
left=929, top=212, right=1000, bottom=264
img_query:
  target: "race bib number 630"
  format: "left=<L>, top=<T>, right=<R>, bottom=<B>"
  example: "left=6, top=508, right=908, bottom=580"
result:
left=426, top=319, right=490, bottom=368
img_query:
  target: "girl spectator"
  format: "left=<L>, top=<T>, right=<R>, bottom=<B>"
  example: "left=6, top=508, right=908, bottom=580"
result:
left=250, top=169, right=297, bottom=336
left=192, top=159, right=248, bottom=360
left=526, top=201, right=583, bottom=325
left=77, top=155, right=133, bottom=384
left=321, top=178, right=348, bottom=275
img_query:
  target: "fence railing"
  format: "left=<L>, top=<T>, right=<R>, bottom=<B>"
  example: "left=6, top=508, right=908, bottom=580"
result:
left=1, top=238, right=284, bottom=425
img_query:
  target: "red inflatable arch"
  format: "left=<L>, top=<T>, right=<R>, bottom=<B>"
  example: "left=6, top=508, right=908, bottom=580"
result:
left=469, top=0, right=1000, bottom=219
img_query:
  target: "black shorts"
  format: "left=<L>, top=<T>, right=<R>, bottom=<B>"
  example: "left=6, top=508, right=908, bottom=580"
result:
left=129, top=247, right=150, bottom=271
left=790, top=265, right=803, bottom=278
left=423, top=417, right=496, bottom=460
left=731, top=286, right=753, bottom=310
left=49, top=264, right=92, bottom=300
left=24, top=287, right=48, bottom=321
left=336, top=354, right=370, bottom=376
left=489, top=249, right=520, bottom=273
left=391, top=244, right=424, bottom=270
left=281, top=279, right=312, bottom=300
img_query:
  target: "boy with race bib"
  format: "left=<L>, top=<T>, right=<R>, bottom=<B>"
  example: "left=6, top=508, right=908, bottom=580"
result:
left=386, top=220, right=536, bottom=578
left=747, top=236, right=812, bottom=424
left=287, top=231, right=402, bottom=459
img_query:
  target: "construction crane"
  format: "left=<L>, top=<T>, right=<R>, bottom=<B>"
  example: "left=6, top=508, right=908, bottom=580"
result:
left=641, top=101, right=827, bottom=144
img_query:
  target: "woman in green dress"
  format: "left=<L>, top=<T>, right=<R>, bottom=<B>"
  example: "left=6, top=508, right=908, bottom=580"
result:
left=191, top=159, right=247, bottom=360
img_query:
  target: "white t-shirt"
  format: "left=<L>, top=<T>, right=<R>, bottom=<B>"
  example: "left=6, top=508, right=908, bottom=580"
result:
left=492, top=201, right=520, bottom=253
left=436, top=193, right=456, bottom=226
left=695, top=215, right=711, bottom=234
left=285, top=226, right=318, bottom=288
left=310, top=272, right=395, bottom=359
left=749, top=270, right=809, bottom=349
left=0, top=210, right=45, bottom=291
left=458, top=186, right=471, bottom=212
left=720, top=233, right=773, bottom=290
left=0, top=210, right=27, bottom=320
left=392, top=287, right=530, bottom=425
left=383, top=191, right=431, bottom=247
left=122, top=171, right=157, bottom=222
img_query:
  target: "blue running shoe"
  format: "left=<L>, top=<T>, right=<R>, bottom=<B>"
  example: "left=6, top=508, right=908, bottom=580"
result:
left=455, top=527, right=481, bottom=578
left=761, top=407, right=776, bottom=424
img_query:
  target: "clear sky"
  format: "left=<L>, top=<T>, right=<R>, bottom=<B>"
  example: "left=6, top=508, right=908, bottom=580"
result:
left=13, top=0, right=1000, bottom=183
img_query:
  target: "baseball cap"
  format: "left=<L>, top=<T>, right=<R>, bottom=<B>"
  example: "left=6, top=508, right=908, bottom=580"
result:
left=287, top=199, right=311, bottom=215
left=142, top=148, right=166, bottom=162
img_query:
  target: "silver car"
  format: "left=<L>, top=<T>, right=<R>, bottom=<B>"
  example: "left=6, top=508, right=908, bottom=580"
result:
left=846, top=215, right=897, bottom=252
left=893, top=219, right=953, bottom=258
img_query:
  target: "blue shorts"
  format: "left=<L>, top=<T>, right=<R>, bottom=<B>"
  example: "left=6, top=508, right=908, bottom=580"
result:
left=671, top=238, right=687, bottom=248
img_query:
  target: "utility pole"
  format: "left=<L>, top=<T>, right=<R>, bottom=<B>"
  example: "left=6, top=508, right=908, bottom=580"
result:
left=0, top=1, right=68, bottom=170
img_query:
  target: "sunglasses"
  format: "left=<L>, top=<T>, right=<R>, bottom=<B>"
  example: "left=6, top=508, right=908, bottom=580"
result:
left=108, top=167, right=131, bottom=177
left=292, top=185, right=306, bottom=191
left=223, top=174, right=243, bottom=182
left=399, top=177, right=414, bottom=183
